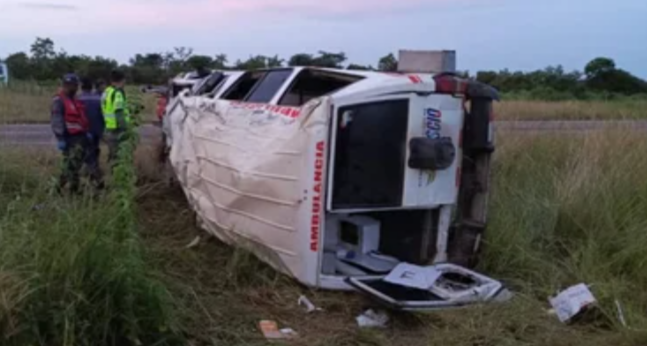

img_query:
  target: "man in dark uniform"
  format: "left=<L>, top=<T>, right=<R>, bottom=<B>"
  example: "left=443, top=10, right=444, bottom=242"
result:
left=51, top=73, right=103, bottom=194
left=95, top=79, right=107, bottom=95
left=79, top=77, right=105, bottom=173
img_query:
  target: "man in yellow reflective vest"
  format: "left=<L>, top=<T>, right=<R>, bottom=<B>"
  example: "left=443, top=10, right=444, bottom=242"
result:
left=102, top=69, right=133, bottom=167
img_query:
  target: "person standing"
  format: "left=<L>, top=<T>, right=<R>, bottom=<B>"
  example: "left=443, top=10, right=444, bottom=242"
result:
left=51, top=74, right=102, bottom=194
left=78, top=77, right=105, bottom=179
left=102, top=70, right=133, bottom=167
left=95, top=78, right=107, bottom=95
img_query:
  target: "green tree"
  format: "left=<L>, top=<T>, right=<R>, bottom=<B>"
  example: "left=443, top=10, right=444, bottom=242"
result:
left=585, top=57, right=616, bottom=79
left=476, top=71, right=497, bottom=85
left=129, top=53, right=166, bottom=84
left=584, top=57, right=647, bottom=94
left=266, top=55, right=284, bottom=68
left=234, top=55, right=283, bottom=70
left=85, top=56, right=119, bottom=80
left=30, top=37, right=56, bottom=61
left=213, top=54, right=228, bottom=69
left=4, top=52, right=31, bottom=79
left=186, top=55, right=214, bottom=71
left=288, top=53, right=315, bottom=66
left=312, top=51, right=346, bottom=68
left=347, top=64, right=373, bottom=70
left=29, top=37, right=57, bottom=80
left=378, top=53, right=398, bottom=72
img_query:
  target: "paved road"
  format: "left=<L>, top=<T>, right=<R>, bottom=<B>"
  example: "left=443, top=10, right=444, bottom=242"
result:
left=0, top=124, right=162, bottom=147
left=2, top=120, right=647, bottom=147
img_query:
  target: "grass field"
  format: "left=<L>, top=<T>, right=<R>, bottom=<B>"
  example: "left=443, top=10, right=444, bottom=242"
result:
left=0, top=83, right=159, bottom=124
left=2, top=82, right=647, bottom=122
left=496, top=99, right=647, bottom=120
left=2, top=129, right=647, bottom=345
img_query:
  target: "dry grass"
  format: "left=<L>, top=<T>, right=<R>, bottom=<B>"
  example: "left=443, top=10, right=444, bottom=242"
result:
left=0, top=83, right=158, bottom=124
left=2, top=82, right=647, bottom=122
left=3, top=128, right=647, bottom=345
left=495, top=99, right=647, bottom=120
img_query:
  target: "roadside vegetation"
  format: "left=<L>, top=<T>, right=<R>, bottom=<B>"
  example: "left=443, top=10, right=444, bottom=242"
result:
left=3, top=38, right=647, bottom=122
left=2, top=80, right=647, bottom=123
left=2, top=128, right=647, bottom=345
left=3, top=36, right=647, bottom=345
left=0, top=81, right=158, bottom=124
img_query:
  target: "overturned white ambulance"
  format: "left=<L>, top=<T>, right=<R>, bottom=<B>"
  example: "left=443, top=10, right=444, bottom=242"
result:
left=165, top=67, right=508, bottom=310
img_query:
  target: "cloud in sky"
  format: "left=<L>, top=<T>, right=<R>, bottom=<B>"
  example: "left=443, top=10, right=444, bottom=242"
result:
left=98, top=0, right=454, bottom=29
left=1, top=0, right=463, bottom=35
left=0, top=0, right=645, bottom=78
left=19, top=2, right=79, bottom=10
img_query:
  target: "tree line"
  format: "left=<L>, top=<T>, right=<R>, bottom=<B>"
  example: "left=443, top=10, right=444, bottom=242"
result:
left=3, top=37, right=647, bottom=100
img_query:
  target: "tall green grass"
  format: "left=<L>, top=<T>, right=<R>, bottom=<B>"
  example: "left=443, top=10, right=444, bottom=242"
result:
left=3, top=128, right=647, bottom=345
left=484, top=130, right=647, bottom=330
left=0, top=124, right=181, bottom=345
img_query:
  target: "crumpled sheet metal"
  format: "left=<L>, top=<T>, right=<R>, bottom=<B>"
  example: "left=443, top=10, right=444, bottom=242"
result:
left=168, top=95, right=331, bottom=284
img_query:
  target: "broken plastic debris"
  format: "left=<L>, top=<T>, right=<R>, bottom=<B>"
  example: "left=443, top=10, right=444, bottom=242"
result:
left=356, top=309, right=389, bottom=328
left=615, top=299, right=627, bottom=328
left=298, top=295, right=322, bottom=313
left=549, top=283, right=596, bottom=323
left=384, top=263, right=442, bottom=290
left=279, top=328, right=298, bottom=338
left=186, top=236, right=201, bottom=248
left=492, top=288, right=514, bottom=303
left=259, top=320, right=297, bottom=339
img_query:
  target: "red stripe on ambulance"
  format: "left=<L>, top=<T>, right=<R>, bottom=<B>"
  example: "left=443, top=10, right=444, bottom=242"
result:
left=229, top=101, right=301, bottom=118
left=408, top=74, right=422, bottom=84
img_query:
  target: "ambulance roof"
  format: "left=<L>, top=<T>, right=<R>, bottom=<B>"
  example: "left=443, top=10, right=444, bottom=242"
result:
left=207, top=66, right=440, bottom=105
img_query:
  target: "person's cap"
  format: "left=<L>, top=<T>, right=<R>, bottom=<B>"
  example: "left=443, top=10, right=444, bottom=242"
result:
left=62, top=73, right=80, bottom=85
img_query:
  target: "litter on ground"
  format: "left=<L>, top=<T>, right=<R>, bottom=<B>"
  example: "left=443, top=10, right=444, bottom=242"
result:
left=298, top=295, right=322, bottom=313
left=356, top=309, right=389, bottom=328
left=185, top=236, right=201, bottom=248
left=549, top=283, right=597, bottom=323
left=258, top=320, right=297, bottom=340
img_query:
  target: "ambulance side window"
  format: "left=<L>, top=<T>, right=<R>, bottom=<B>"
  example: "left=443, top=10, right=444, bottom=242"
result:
left=245, top=69, right=293, bottom=103
left=206, top=76, right=229, bottom=98
left=222, top=71, right=265, bottom=101
left=279, top=69, right=363, bottom=106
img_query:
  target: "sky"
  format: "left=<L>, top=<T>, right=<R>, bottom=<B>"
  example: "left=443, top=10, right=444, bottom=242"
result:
left=0, top=0, right=646, bottom=77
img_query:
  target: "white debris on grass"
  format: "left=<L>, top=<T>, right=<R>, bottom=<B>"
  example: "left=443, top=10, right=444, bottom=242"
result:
left=298, top=295, right=323, bottom=313
left=548, top=283, right=596, bottom=323
left=356, top=309, right=389, bottom=328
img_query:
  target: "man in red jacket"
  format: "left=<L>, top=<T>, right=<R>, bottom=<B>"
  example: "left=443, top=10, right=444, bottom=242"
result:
left=51, top=73, right=103, bottom=194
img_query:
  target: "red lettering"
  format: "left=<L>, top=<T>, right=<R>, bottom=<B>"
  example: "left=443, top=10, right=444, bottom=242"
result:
left=310, top=141, right=326, bottom=252
left=280, top=107, right=291, bottom=116
left=289, top=109, right=300, bottom=118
